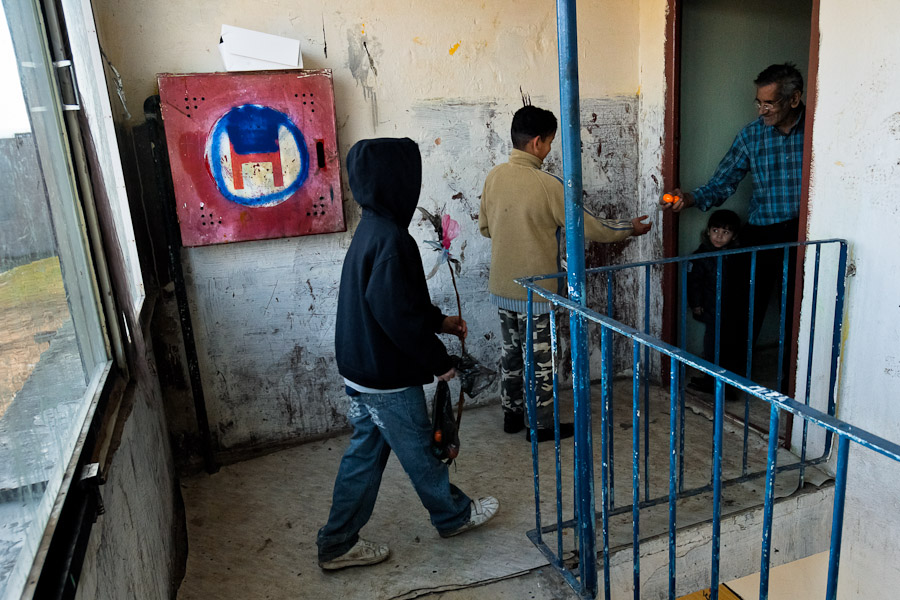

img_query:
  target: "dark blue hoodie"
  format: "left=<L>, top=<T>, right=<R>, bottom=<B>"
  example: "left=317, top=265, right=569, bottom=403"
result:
left=335, top=138, right=454, bottom=389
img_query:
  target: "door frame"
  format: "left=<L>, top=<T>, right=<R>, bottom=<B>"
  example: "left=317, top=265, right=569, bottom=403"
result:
left=661, top=0, right=821, bottom=448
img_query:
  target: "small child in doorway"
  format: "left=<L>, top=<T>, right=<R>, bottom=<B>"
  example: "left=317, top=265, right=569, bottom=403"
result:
left=687, top=209, right=750, bottom=392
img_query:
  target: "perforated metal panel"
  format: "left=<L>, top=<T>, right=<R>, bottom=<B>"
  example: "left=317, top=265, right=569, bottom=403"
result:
left=158, top=69, right=344, bottom=247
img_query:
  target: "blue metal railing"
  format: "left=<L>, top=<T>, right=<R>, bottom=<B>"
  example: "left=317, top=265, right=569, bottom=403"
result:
left=517, top=239, right=900, bottom=599
left=594, top=241, right=838, bottom=495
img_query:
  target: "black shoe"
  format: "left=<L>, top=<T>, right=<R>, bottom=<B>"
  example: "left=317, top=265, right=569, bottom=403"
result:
left=503, top=412, right=526, bottom=434
left=526, top=423, right=575, bottom=443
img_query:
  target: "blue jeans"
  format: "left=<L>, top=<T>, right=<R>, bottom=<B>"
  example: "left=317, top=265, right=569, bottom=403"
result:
left=316, top=386, right=472, bottom=561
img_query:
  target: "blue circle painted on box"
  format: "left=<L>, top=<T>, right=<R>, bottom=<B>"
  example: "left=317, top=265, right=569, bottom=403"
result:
left=206, top=105, right=309, bottom=207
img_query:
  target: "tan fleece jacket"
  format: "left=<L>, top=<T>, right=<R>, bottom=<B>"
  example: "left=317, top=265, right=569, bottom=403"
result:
left=479, top=149, right=634, bottom=302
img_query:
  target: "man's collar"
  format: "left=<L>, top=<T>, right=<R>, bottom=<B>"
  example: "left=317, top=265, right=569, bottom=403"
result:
left=789, top=103, right=806, bottom=130
left=509, top=148, right=543, bottom=168
left=778, top=103, right=806, bottom=135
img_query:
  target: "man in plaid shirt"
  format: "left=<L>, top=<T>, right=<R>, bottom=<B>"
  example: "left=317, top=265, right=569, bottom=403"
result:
left=663, top=63, right=806, bottom=391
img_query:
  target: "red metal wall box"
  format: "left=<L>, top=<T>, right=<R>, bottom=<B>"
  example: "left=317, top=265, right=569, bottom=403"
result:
left=158, top=69, right=344, bottom=247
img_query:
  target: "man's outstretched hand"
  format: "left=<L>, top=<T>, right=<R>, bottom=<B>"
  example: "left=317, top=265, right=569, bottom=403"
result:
left=440, top=316, right=468, bottom=339
left=631, top=215, right=652, bottom=236
left=659, top=188, right=695, bottom=213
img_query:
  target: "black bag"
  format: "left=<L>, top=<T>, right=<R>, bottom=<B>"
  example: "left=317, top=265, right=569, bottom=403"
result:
left=456, top=351, right=495, bottom=399
left=430, top=380, right=460, bottom=465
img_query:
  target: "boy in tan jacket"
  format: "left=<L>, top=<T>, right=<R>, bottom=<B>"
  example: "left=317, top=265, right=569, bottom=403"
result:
left=479, top=105, right=651, bottom=442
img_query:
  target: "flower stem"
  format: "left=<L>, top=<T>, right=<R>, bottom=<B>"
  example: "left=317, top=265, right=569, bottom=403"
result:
left=447, top=261, right=466, bottom=427
left=447, top=261, right=465, bottom=354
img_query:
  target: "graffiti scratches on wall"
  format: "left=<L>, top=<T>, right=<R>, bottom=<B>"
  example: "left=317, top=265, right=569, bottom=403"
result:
left=346, top=27, right=380, bottom=132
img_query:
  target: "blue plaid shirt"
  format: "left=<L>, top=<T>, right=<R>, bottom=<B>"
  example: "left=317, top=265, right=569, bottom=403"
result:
left=692, top=108, right=804, bottom=226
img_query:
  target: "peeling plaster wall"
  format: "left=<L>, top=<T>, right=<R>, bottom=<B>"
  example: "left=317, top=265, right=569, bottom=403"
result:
left=805, top=1, right=900, bottom=597
left=91, top=0, right=667, bottom=452
left=632, top=0, right=667, bottom=375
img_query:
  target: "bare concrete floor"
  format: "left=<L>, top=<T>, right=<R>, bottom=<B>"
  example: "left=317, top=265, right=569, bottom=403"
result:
left=177, top=381, right=828, bottom=600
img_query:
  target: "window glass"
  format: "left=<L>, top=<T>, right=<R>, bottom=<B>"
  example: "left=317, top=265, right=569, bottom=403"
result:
left=0, top=0, right=109, bottom=596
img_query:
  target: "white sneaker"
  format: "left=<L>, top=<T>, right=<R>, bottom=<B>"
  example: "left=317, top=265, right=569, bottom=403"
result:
left=318, top=538, right=390, bottom=570
left=440, top=496, right=500, bottom=538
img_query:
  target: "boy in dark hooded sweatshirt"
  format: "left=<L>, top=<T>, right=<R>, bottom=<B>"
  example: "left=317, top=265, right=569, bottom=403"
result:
left=317, top=138, right=498, bottom=571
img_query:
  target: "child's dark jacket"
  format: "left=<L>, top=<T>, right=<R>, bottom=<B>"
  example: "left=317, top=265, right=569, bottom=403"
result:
left=687, top=239, right=750, bottom=326
left=335, top=138, right=454, bottom=389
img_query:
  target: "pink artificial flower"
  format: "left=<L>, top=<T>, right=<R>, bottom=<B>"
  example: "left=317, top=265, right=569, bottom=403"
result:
left=441, top=214, right=460, bottom=250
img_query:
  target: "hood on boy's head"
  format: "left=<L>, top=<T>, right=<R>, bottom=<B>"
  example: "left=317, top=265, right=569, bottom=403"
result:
left=347, top=138, right=422, bottom=226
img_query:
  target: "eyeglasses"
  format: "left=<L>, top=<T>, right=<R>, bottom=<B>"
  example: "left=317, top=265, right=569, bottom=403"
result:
left=754, top=97, right=785, bottom=112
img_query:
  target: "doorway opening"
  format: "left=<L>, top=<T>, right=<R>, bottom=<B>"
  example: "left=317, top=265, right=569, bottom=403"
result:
left=663, top=0, right=817, bottom=436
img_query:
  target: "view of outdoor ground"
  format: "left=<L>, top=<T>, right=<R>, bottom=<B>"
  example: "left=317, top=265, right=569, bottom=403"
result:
left=0, top=257, right=69, bottom=419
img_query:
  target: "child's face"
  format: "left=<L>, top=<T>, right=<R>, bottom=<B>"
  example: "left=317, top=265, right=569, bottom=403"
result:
left=708, top=226, right=735, bottom=249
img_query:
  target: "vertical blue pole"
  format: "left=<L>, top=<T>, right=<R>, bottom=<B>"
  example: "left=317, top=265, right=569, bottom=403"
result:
left=632, top=341, right=642, bottom=599
left=556, top=1, right=595, bottom=595
left=825, top=436, right=850, bottom=600
left=668, top=357, right=679, bottom=600
left=709, top=379, right=725, bottom=600
left=759, top=404, right=781, bottom=600
left=600, top=327, right=612, bottom=600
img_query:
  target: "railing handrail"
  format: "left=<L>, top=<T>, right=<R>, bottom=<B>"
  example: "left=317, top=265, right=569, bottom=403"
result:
left=515, top=239, right=900, bottom=467
left=522, top=238, right=848, bottom=282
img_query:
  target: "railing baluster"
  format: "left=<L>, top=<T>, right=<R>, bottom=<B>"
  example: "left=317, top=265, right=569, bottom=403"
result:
left=710, top=379, right=725, bottom=600
left=710, top=256, right=723, bottom=489
left=715, top=255, right=723, bottom=366
left=573, top=311, right=596, bottom=595
left=550, top=306, right=564, bottom=562
left=801, top=245, right=822, bottom=487
left=826, top=436, right=850, bottom=600
left=632, top=340, right=642, bottom=599
left=759, top=404, right=781, bottom=600
left=679, top=260, right=687, bottom=493
left=644, top=264, right=651, bottom=502
left=743, top=251, right=758, bottom=475
left=777, top=247, right=790, bottom=392
left=526, top=289, right=541, bottom=543
left=600, top=326, right=612, bottom=600
left=669, top=357, right=679, bottom=600
left=824, top=243, right=848, bottom=456
left=607, top=270, right=616, bottom=509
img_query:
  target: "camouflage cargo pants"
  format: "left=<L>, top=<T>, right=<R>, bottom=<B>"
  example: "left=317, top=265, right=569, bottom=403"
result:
left=498, top=308, right=554, bottom=428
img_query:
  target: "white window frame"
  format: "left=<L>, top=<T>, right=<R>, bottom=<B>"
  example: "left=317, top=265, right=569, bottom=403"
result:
left=61, top=0, right=144, bottom=317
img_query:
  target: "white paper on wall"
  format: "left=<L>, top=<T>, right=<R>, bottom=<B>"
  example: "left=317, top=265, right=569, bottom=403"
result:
left=218, top=24, right=303, bottom=71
